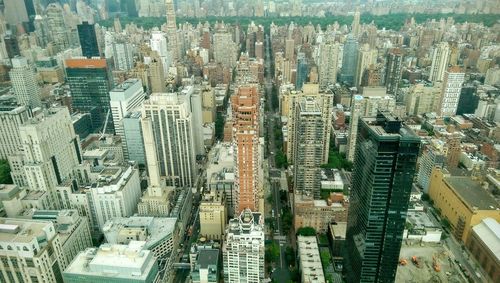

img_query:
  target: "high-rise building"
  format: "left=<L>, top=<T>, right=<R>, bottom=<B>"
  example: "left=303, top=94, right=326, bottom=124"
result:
left=318, top=40, right=339, bottom=89
left=355, top=43, right=377, bottom=88
left=110, top=79, right=145, bottom=160
left=351, top=8, right=361, bottom=37
left=191, top=248, right=220, bottom=283
left=347, top=87, right=396, bottom=161
left=296, top=52, right=309, bottom=90
left=429, top=42, right=450, bottom=82
left=9, top=56, right=42, bottom=108
left=285, top=84, right=332, bottom=164
left=438, top=66, right=465, bottom=117
left=213, top=31, right=238, bottom=68
left=166, top=0, right=178, bottom=62
left=45, top=3, right=69, bottom=52
left=344, top=112, right=420, bottom=283
left=417, top=140, right=447, bottom=192
left=231, top=85, right=261, bottom=214
left=293, top=97, right=326, bottom=199
left=285, top=38, right=295, bottom=60
left=0, top=218, right=69, bottom=283
left=141, top=88, right=197, bottom=188
left=65, top=58, right=114, bottom=132
left=385, top=48, right=404, bottom=95
left=0, top=97, right=29, bottom=159
left=3, top=33, right=20, bottom=58
left=339, top=34, right=359, bottom=86
left=223, top=209, right=264, bottom=283
left=112, top=40, right=134, bottom=71
left=77, top=21, right=100, bottom=58
left=18, top=107, right=82, bottom=208
left=199, top=190, right=227, bottom=241
left=123, top=111, right=147, bottom=165
left=148, top=53, right=167, bottom=93
left=63, top=242, right=160, bottom=283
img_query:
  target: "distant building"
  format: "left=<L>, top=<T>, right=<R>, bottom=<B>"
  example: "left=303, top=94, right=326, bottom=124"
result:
left=223, top=209, right=264, bottom=283
left=65, top=58, right=114, bottom=132
left=0, top=98, right=29, bottom=159
left=9, top=56, right=42, bottom=108
left=123, top=111, right=146, bottom=165
left=429, top=42, right=450, bottom=82
left=77, top=21, right=100, bottom=58
left=438, top=67, right=465, bottom=117
left=294, top=193, right=348, bottom=233
left=63, top=242, right=160, bottom=283
left=339, top=34, right=358, bottom=86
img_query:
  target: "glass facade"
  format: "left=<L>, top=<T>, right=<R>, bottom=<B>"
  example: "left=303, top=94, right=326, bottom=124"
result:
left=344, top=112, right=420, bottom=283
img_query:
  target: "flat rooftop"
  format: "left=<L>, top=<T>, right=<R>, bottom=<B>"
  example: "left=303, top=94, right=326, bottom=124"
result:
left=0, top=218, right=53, bottom=244
left=445, top=176, right=499, bottom=210
left=197, top=249, right=219, bottom=269
left=471, top=218, right=499, bottom=262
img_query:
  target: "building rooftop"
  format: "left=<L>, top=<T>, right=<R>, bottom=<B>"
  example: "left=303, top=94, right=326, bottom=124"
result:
left=471, top=218, right=499, bottom=262
left=330, top=222, right=347, bottom=240
left=297, top=236, right=326, bottom=283
left=197, top=249, right=219, bottom=269
left=0, top=218, right=55, bottom=248
left=64, top=241, right=157, bottom=281
left=102, top=216, right=177, bottom=251
left=444, top=176, right=499, bottom=210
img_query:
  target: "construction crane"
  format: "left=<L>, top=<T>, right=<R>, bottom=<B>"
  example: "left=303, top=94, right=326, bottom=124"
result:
left=100, top=109, right=111, bottom=140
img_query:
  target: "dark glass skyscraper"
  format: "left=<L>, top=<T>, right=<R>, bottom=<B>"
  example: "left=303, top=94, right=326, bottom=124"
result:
left=385, top=48, right=404, bottom=97
left=344, top=112, right=420, bottom=283
left=65, top=58, right=114, bottom=133
left=339, top=34, right=359, bottom=86
left=295, top=52, right=309, bottom=90
left=77, top=21, right=100, bottom=58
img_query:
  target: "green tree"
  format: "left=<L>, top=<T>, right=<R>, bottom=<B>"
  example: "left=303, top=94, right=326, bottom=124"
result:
left=296, top=227, right=316, bottom=236
left=214, top=112, right=225, bottom=140
left=0, top=160, right=12, bottom=184
left=265, top=242, right=280, bottom=263
left=285, top=246, right=296, bottom=267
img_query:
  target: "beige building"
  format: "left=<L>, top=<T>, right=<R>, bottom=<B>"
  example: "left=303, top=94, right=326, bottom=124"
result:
left=0, top=218, right=68, bottom=283
left=428, top=168, right=500, bottom=243
left=201, top=84, right=216, bottom=124
left=137, top=186, right=173, bottom=217
left=0, top=100, right=29, bottom=160
left=199, top=190, right=227, bottom=241
left=405, top=82, right=442, bottom=116
left=297, top=236, right=326, bottom=283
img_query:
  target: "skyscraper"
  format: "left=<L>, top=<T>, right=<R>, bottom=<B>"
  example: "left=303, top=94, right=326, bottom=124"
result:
left=347, top=88, right=396, bottom=162
left=0, top=98, right=29, bottom=159
left=318, top=40, right=340, bottom=89
left=429, top=42, right=450, bottom=82
left=9, top=56, right=42, bottom=108
left=231, top=85, right=261, bottom=214
left=65, top=58, right=114, bottom=132
left=45, top=3, right=69, bottom=52
left=438, top=66, right=465, bottom=117
left=355, top=43, right=377, bottom=88
left=344, top=112, right=420, bottom=283
left=223, top=209, right=264, bottom=283
left=141, top=88, right=197, bottom=188
left=166, top=0, right=178, bottom=62
left=385, top=48, right=404, bottom=96
left=77, top=21, right=100, bottom=58
left=292, top=96, right=325, bottom=199
left=339, top=34, right=359, bottom=86
left=213, top=31, right=238, bottom=68
left=295, top=52, right=309, bottom=90
left=352, top=7, right=361, bottom=37
left=109, top=79, right=145, bottom=161
left=111, top=40, right=134, bottom=71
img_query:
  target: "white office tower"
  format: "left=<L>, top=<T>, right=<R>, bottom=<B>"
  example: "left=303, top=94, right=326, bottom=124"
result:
left=9, top=56, right=42, bottom=108
left=63, top=242, right=160, bottom=283
left=429, top=42, right=450, bottom=82
left=318, top=40, right=340, bottom=89
left=0, top=99, right=29, bottom=159
left=141, top=87, right=198, bottom=188
left=150, top=30, right=170, bottom=74
left=16, top=107, right=82, bottom=208
left=0, top=218, right=68, bottom=283
left=438, top=67, right=465, bottom=117
left=347, top=87, right=396, bottom=161
left=223, top=209, right=264, bottom=283
left=110, top=79, right=145, bottom=160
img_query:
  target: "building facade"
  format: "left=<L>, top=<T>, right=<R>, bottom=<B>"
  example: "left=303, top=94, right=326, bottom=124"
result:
left=9, top=56, right=42, bottom=109
left=344, top=112, right=420, bottom=283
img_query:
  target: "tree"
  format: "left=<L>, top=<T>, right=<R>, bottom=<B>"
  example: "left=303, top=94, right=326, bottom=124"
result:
left=285, top=246, right=296, bottom=267
left=0, top=160, right=12, bottom=184
left=214, top=112, right=225, bottom=141
left=296, top=227, right=316, bottom=236
left=265, top=242, right=280, bottom=263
